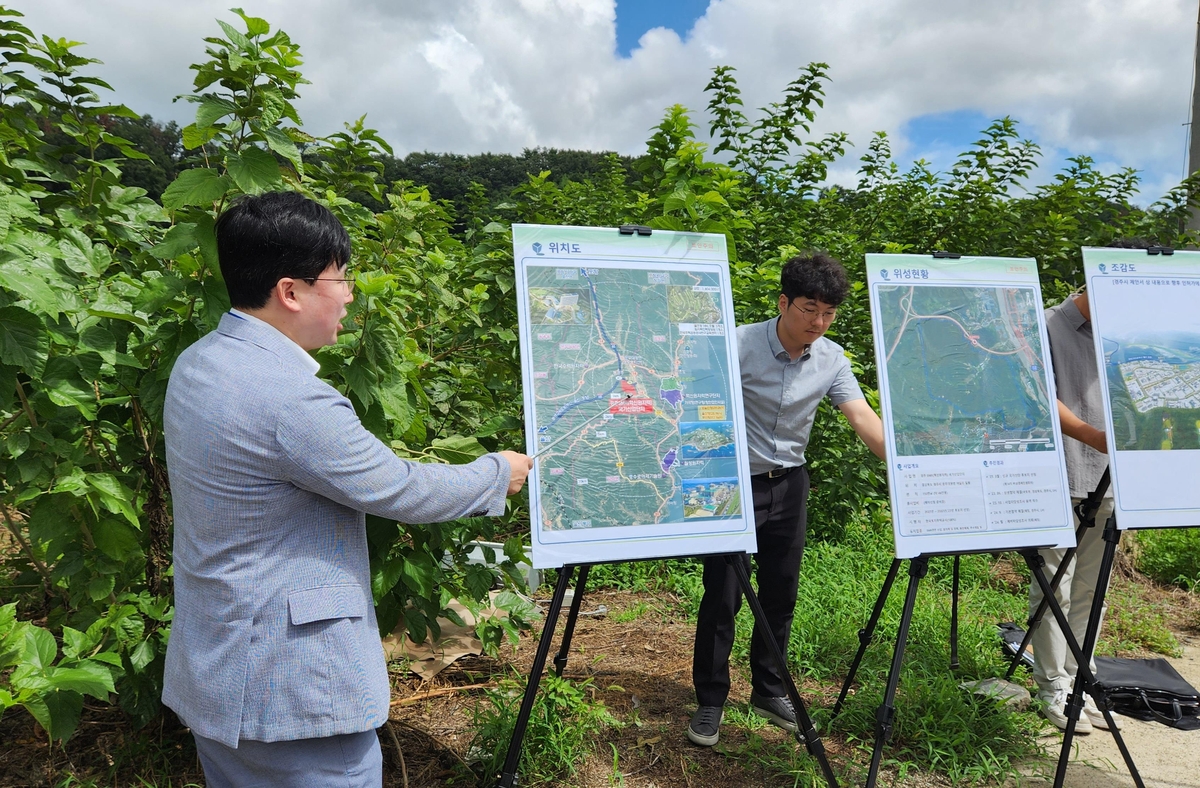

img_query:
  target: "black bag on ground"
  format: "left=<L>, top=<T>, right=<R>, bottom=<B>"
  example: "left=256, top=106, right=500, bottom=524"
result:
left=1093, top=656, right=1200, bottom=731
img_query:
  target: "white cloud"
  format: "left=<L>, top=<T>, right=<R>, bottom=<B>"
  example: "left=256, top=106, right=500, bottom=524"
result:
left=12, top=0, right=1196, bottom=194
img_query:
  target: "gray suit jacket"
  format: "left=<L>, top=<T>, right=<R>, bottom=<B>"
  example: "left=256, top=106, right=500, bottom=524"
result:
left=162, top=312, right=509, bottom=747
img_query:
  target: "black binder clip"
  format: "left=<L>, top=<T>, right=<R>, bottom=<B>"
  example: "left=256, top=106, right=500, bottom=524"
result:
left=931, top=250, right=961, bottom=259
left=618, top=224, right=653, bottom=236
left=1147, top=245, right=1174, bottom=256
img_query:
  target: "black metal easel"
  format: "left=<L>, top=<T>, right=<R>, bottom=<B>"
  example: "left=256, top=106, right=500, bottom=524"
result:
left=827, top=542, right=1143, bottom=788
left=1003, top=468, right=1110, bottom=680
left=1040, top=512, right=1144, bottom=787
left=494, top=553, right=840, bottom=788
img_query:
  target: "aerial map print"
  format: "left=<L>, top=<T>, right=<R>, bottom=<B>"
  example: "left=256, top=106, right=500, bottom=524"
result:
left=1105, top=332, right=1200, bottom=451
left=528, top=265, right=740, bottom=530
left=878, top=284, right=1055, bottom=456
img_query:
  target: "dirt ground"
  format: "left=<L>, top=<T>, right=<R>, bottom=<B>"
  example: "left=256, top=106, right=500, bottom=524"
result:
left=383, top=589, right=951, bottom=788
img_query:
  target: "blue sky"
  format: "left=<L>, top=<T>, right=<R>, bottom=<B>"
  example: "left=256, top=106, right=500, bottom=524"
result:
left=615, top=0, right=711, bottom=57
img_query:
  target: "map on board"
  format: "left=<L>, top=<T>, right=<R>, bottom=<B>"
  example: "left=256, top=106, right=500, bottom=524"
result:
left=877, top=284, right=1055, bottom=456
left=1104, top=333, right=1200, bottom=451
left=527, top=265, right=741, bottom=531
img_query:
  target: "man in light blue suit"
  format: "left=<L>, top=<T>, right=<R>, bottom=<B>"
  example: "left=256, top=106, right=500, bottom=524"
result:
left=162, top=192, right=532, bottom=787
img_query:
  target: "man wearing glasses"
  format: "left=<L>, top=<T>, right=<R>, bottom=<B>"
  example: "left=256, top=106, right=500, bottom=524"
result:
left=688, top=251, right=885, bottom=746
left=162, top=191, right=532, bottom=786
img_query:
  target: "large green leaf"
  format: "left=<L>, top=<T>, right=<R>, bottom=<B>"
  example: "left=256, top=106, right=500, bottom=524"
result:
left=160, top=168, right=232, bottom=211
left=88, top=285, right=148, bottom=325
left=0, top=363, right=15, bottom=410
left=149, top=222, right=199, bottom=260
left=41, top=357, right=96, bottom=419
left=429, top=435, right=488, bottom=465
left=376, top=373, right=414, bottom=431
left=0, top=306, right=48, bottom=376
left=0, top=254, right=69, bottom=316
left=79, top=325, right=116, bottom=365
left=92, top=518, right=143, bottom=560
left=464, top=564, right=495, bottom=601
left=87, top=474, right=140, bottom=527
left=23, top=626, right=57, bottom=670
left=133, top=272, right=188, bottom=314
left=25, top=689, right=83, bottom=742
left=371, top=556, right=405, bottom=602
left=226, top=147, right=282, bottom=194
left=129, top=639, right=156, bottom=672
left=401, top=553, right=436, bottom=598
left=193, top=96, right=238, bottom=130
left=57, top=229, right=112, bottom=277
left=46, top=662, right=115, bottom=699
left=262, top=125, right=303, bottom=174
left=232, top=8, right=271, bottom=36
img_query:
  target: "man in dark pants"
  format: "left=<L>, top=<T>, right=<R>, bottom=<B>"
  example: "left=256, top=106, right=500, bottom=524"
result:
left=688, top=252, right=885, bottom=746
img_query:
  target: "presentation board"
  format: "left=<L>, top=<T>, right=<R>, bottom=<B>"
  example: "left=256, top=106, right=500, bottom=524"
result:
left=867, top=253, right=1075, bottom=558
left=1083, top=247, right=1200, bottom=529
left=514, top=224, right=756, bottom=568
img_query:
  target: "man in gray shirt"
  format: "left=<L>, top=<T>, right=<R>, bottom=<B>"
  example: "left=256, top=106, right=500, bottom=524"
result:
left=1029, top=287, right=1116, bottom=734
left=688, top=252, right=885, bottom=746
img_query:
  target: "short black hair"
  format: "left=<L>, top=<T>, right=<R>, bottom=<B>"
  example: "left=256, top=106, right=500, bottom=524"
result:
left=780, top=251, right=850, bottom=306
left=215, top=191, right=351, bottom=309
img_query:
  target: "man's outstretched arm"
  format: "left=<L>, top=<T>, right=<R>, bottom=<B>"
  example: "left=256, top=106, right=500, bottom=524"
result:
left=838, top=398, right=886, bottom=460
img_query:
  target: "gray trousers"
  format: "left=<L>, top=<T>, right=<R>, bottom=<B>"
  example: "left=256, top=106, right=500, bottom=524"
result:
left=1028, top=497, right=1115, bottom=693
left=193, top=728, right=382, bottom=788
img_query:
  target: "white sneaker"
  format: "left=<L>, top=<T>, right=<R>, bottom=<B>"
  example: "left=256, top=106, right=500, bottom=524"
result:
left=1037, top=689, right=1092, bottom=734
left=1083, top=693, right=1121, bottom=730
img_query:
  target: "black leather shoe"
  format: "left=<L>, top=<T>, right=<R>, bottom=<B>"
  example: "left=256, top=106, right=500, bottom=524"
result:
left=686, top=705, right=723, bottom=746
left=750, top=690, right=798, bottom=732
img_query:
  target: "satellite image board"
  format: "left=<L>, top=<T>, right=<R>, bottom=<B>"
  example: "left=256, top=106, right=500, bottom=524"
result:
left=527, top=264, right=741, bottom=531
left=516, top=225, right=757, bottom=567
left=877, top=284, right=1056, bottom=456
left=867, top=254, right=1073, bottom=557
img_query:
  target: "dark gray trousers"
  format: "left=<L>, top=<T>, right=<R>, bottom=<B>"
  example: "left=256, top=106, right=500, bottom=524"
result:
left=693, top=466, right=810, bottom=707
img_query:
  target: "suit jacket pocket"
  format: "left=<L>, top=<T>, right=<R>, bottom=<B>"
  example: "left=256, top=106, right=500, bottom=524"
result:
left=288, top=584, right=368, bottom=625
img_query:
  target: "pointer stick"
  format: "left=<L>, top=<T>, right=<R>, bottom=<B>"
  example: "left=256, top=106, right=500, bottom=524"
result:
left=529, top=395, right=630, bottom=461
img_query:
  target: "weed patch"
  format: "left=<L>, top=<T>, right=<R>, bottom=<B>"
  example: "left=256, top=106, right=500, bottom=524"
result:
left=1136, top=528, right=1200, bottom=590
left=468, top=673, right=622, bottom=786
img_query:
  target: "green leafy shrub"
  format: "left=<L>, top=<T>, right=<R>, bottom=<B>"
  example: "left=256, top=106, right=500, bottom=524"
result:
left=1136, top=528, right=1200, bottom=590
left=468, top=673, right=621, bottom=786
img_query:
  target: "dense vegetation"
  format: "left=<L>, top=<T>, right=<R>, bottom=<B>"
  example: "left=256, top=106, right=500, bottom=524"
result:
left=0, top=6, right=1195, bottom=784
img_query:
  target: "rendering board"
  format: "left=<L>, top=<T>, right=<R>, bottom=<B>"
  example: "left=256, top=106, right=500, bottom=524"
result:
left=514, top=224, right=755, bottom=568
left=867, top=254, right=1074, bottom=558
left=1083, top=247, right=1200, bottom=529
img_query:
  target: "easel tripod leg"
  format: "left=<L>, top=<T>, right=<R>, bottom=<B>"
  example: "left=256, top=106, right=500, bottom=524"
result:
left=1007, top=471, right=1110, bottom=681
left=495, top=565, right=576, bottom=788
left=554, top=564, right=590, bottom=677
left=726, top=555, right=840, bottom=788
left=865, top=556, right=929, bottom=788
left=1022, top=522, right=1144, bottom=788
left=833, top=558, right=901, bottom=718
left=1004, top=543, right=1077, bottom=680
left=950, top=556, right=960, bottom=671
